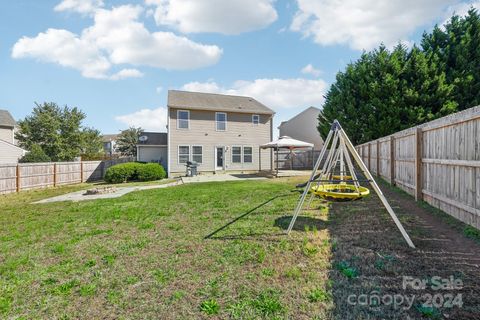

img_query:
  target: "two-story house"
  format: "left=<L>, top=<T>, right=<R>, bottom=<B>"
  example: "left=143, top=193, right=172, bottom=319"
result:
left=278, top=107, right=324, bottom=150
left=167, top=90, right=274, bottom=176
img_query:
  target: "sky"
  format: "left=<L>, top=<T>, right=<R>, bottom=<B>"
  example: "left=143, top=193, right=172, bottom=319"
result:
left=1, top=0, right=479, bottom=137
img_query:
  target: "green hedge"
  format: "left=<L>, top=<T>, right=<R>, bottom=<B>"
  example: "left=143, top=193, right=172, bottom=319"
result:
left=104, top=162, right=166, bottom=183
left=137, top=163, right=166, bottom=181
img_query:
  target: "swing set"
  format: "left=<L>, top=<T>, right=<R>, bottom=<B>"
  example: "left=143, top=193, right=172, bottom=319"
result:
left=287, top=120, right=415, bottom=248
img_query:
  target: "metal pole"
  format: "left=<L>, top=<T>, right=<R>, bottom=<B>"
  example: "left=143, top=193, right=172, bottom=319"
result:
left=286, top=129, right=334, bottom=234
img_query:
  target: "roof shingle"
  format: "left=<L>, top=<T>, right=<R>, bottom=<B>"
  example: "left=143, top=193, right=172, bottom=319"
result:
left=167, top=90, right=274, bottom=115
left=0, top=110, right=16, bottom=127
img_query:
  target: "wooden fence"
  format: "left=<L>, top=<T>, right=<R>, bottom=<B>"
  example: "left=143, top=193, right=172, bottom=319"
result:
left=355, top=106, right=480, bottom=230
left=0, top=158, right=134, bottom=194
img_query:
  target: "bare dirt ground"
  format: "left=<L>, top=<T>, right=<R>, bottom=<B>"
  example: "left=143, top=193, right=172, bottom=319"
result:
left=327, top=179, right=480, bottom=319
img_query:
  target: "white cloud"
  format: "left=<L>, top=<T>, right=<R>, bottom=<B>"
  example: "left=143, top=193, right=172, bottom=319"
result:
left=301, top=64, right=321, bottom=77
left=145, top=0, right=277, bottom=34
left=290, top=0, right=458, bottom=50
left=110, top=68, right=144, bottom=80
left=156, top=86, right=163, bottom=93
left=54, top=0, right=104, bottom=14
left=12, top=4, right=222, bottom=79
left=442, top=1, right=480, bottom=26
left=12, top=28, right=111, bottom=79
left=115, top=107, right=168, bottom=131
left=182, top=78, right=328, bottom=109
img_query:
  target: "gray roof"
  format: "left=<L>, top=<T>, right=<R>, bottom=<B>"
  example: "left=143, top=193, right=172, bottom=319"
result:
left=102, top=134, right=118, bottom=142
left=138, top=132, right=167, bottom=146
left=0, top=110, right=16, bottom=127
left=168, top=90, right=275, bottom=115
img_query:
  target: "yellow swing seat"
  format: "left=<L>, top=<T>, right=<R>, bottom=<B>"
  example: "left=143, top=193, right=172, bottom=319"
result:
left=311, top=183, right=370, bottom=200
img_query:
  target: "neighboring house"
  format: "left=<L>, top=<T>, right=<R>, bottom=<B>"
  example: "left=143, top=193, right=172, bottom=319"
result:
left=0, top=109, right=16, bottom=144
left=102, top=134, right=118, bottom=156
left=278, top=107, right=324, bottom=150
left=167, top=90, right=274, bottom=176
left=0, top=109, right=27, bottom=163
left=137, top=132, right=168, bottom=170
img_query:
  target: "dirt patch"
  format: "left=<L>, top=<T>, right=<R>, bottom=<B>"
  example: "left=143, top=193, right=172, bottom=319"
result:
left=327, top=178, right=480, bottom=319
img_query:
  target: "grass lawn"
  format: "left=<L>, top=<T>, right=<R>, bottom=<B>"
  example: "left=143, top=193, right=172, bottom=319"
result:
left=0, top=178, right=334, bottom=319
left=1, top=177, right=479, bottom=319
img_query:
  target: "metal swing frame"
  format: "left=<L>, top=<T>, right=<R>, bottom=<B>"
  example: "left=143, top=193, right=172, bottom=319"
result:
left=286, top=120, right=415, bottom=248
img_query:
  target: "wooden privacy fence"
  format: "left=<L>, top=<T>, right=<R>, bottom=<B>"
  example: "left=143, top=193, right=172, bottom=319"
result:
left=0, top=157, right=134, bottom=194
left=356, top=106, right=480, bottom=230
left=277, top=149, right=322, bottom=170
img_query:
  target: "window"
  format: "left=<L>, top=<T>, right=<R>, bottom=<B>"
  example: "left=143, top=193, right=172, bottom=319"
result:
left=232, top=146, right=242, bottom=163
left=252, top=114, right=260, bottom=126
left=216, top=112, right=227, bottom=131
left=192, top=146, right=203, bottom=163
left=178, top=145, right=189, bottom=163
left=243, top=147, right=253, bottom=163
left=177, top=110, right=189, bottom=129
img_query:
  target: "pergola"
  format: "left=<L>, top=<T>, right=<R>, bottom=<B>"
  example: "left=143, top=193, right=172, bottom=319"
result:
left=260, top=136, right=314, bottom=176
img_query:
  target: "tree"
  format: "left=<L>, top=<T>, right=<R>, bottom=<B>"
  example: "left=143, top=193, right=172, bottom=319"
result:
left=19, top=144, right=51, bottom=163
left=115, top=127, right=143, bottom=157
left=80, top=127, right=104, bottom=160
left=16, top=102, right=102, bottom=161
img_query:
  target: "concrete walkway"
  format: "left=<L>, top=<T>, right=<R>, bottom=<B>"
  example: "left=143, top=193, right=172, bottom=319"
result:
left=33, top=174, right=266, bottom=204
left=33, top=180, right=183, bottom=204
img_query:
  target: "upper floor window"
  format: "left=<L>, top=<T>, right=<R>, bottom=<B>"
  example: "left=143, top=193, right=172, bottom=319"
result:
left=177, top=110, right=189, bottom=129
left=216, top=112, right=227, bottom=131
left=252, top=114, right=260, bottom=126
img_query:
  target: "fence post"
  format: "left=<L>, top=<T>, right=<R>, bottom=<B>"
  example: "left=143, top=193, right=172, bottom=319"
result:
left=53, top=163, right=57, bottom=187
left=368, top=142, right=372, bottom=171
left=16, top=164, right=20, bottom=192
left=415, top=128, right=423, bottom=201
left=80, top=161, right=84, bottom=183
left=390, top=136, right=395, bottom=185
left=376, top=140, right=380, bottom=176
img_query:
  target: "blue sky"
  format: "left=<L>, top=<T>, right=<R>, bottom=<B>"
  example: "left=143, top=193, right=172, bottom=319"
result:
left=1, top=0, right=478, bottom=137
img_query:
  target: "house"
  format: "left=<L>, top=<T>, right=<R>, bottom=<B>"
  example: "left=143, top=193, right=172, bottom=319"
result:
left=137, top=132, right=168, bottom=170
left=102, top=134, right=118, bottom=156
left=0, top=109, right=27, bottom=163
left=278, top=107, right=324, bottom=150
left=167, top=90, right=274, bottom=176
left=0, top=109, right=16, bottom=144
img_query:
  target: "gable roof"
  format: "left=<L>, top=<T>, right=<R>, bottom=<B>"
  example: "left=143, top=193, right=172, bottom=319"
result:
left=0, top=110, right=16, bottom=127
left=0, top=139, right=26, bottom=152
left=278, top=107, right=321, bottom=129
left=167, top=90, right=275, bottom=115
left=137, top=132, right=167, bottom=146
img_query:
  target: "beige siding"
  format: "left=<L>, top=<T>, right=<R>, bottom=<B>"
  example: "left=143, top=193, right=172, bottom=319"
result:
left=138, top=146, right=168, bottom=170
left=0, top=140, right=25, bottom=164
left=169, top=108, right=272, bottom=175
left=0, top=126, right=14, bottom=144
left=278, top=107, right=323, bottom=150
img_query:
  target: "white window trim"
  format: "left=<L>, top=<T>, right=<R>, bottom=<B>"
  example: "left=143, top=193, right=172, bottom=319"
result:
left=252, top=114, right=260, bottom=126
left=177, top=110, right=190, bottom=130
left=231, top=145, right=242, bottom=163
left=191, top=145, right=203, bottom=164
left=215, top=112, right=227, bottom=131
left=243, top=145, right=253, bottom=163
left=178, top=145, right=190, bottom=164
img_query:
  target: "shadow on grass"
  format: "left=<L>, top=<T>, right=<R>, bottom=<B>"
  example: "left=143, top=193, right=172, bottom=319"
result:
left=204, top=190, right=301, bottom=239
left=274, top=215, right=329, bottom=232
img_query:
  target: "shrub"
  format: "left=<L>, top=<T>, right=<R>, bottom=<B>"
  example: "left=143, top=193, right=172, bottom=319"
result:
left=136, top=163, right=166, bottom=181
left=104, top=162, right=142, bottom=183
left=19, top=144, right=51, bottom=163
left=104, top=162, right=166, bottom=183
